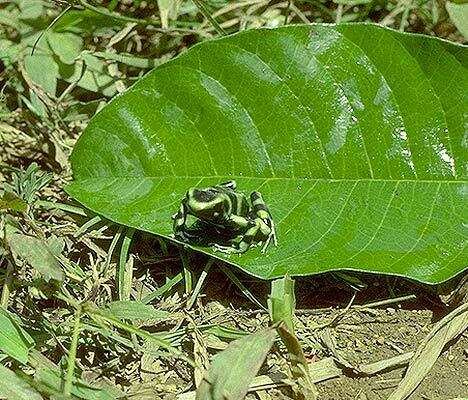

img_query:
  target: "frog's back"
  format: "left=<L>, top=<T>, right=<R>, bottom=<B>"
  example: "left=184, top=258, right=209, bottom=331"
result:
left=215, top=185, right=250, bottom=216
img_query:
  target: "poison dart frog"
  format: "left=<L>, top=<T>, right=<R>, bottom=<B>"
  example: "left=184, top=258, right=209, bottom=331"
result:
left=172, top=180, right=277, bottom=254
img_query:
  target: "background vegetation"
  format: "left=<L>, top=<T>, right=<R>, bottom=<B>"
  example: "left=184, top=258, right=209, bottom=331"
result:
left=0, top=1, right=466, bottom=399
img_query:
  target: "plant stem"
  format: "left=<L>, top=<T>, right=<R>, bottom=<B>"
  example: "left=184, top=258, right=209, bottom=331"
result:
left=78, top=0, right=158, bottom=25
left=192, top=0, right=227, bottom=35
left=118, top=228, right=135, bottom=301
left=284, top=0, right=292, bottom=24
left=0, top=259, right=14, bottom=308
left=64, top=305, right=82, bottom=397
left=180, top=249, right=192, bottom=294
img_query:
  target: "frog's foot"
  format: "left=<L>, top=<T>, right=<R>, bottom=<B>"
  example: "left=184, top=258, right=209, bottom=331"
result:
left=271, top=220, right=278, bottom=246
left=212, top=244, right=245, bottom=254
left=261, top=222, right=277, bottom=253
left=173, top=230, right=194, bottom=243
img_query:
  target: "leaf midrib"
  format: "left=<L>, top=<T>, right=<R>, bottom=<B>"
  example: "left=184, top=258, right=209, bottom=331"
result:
left=72, top=176, right=466, bottom=184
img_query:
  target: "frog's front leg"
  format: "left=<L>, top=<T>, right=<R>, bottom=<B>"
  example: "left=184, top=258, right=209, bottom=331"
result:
left=172, top=201, right=189, bottom=240
left=250, top=191, right=277, bottom=252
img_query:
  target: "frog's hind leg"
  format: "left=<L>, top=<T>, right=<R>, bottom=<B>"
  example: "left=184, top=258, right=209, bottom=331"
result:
left=250, top=191, right=277, bottom=252
left=213, top=222, right=260, bottom=254
left=213, top=215, right=254, bottom=254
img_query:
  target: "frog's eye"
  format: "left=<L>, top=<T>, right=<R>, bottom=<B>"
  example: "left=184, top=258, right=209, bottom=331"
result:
left=193, top=189, right=216, bottom=202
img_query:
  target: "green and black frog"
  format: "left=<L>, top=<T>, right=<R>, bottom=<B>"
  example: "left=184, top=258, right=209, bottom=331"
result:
left=172, top=180, right=277, bottom=254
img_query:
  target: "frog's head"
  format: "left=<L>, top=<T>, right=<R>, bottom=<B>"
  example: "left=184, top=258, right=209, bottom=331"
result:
left=185, top=187, right=227, bottom=222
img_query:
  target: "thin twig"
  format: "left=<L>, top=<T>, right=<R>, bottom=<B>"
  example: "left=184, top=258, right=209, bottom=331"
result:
left=354, top=294, right=417, bottom=309
left=313, top=291, right=357, bottom=330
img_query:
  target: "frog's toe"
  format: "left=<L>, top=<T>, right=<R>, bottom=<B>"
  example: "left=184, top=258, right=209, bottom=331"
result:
left=261, top=232, right=277, bottom=253
left=261, top=240, right=270, bottom=253
left=174, top=231, right=191, bottom=243
left=213, top=244, right=242, bottom=254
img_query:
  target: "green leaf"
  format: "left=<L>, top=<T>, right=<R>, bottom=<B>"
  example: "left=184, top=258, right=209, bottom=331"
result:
left=0, top=365, right=43, bottom=400
left=0, top=10, right=19, bottom=29
left=17, top=0, right=43, bottom=20
left=21, top=93, right=47, bottom=117
left=47, top=32, right=83, bottom=64
left=268, top=276, right=295, bottom=332
left=0, top=39, right=20, bottom=65
left=0, top=308, right=35, bottom=364
left=29, top=350, right=123, bottom=400
left=268, top=278, right=317, bottom=398
left=196, top=327, right=277, bottom=400
left=34, top=368, right=116, bottom=400
left=60, top=53, right=118, bottom=97
left=7, top=233, right=64, bottom=282
left=102, top=300, right=173, bottom=323
left=53, top=9, right=127, bottom=34
left=23, top=54, right=59, bottom=96
left=67, top=24, right=468, bottom=284
left=0, top=192, right=28, bottom=212
left=446, top=1, right=468, bottom=40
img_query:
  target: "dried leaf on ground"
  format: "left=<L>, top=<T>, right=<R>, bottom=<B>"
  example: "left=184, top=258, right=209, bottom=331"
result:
left=387, top=302, right=468, bottom=400
left=7, top=233, right=64, bottom=282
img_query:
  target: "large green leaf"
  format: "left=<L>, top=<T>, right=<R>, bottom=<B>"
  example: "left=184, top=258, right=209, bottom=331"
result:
left=67, top=24, right=467, bottom=284
left=0, top=308, right=35, bottom=364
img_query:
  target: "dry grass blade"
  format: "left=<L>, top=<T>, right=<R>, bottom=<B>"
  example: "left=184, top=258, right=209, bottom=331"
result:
left=250, top=357, right=342, bottom=391
left=141, top=272, right=183, bottom=304
left=358, top=352, right=414, bottom=375
left=187, top=259, right=214, bottom=310
left=219, top=264, right=267, bottom=310
left=387, top=302, right=468, bottom=400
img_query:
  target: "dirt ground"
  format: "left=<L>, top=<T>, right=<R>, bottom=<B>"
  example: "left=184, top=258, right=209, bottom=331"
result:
left=166, top=259, right=468, bottom=400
